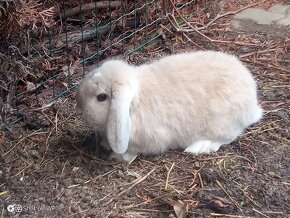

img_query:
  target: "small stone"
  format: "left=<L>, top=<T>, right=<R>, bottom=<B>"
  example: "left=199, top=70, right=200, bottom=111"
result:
left=276, top=15, right=290, bottom=26
left=31, top=150, right=40, bottom=158
left=38, top=197, right=45, bottom=202
left=234, top=8, right=285, bottom=25
left=90, top=200, right=99, bottom=207
left=268, top=4, right=290, bottom=14
left=74, top=178, right=84, bottom=183
left=72, top=167, right=79, bottom=172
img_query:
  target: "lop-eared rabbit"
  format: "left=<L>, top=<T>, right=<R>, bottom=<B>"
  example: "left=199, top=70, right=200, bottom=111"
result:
left=76, top=50, right=262, bottom=162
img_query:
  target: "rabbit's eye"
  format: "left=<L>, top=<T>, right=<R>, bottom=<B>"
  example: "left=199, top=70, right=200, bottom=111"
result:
left=97, top=93, right=107, bottom=102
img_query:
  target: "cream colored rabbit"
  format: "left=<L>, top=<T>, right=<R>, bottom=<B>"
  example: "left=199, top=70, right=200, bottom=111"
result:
left=76, top=50, right=262, bottom=161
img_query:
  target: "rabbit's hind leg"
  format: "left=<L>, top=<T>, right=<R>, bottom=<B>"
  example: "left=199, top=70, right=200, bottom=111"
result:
left=184, top=140, right=222, bottom=154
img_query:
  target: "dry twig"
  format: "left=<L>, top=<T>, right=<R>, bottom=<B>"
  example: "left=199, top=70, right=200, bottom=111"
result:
left=103, top=167, right=157, bottom=206
left=216, top=180, right=242, bottom=213
left=165, top=162, right=175, bottom=190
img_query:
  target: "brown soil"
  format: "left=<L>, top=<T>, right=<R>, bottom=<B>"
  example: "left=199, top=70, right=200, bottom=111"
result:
left=1, top=1, right=290, bottom=217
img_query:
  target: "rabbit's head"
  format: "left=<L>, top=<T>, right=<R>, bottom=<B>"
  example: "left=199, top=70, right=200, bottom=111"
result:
left=76, top=60, right=138, bottom=154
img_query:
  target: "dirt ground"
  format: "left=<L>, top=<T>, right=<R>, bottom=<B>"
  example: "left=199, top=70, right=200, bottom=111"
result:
left=1, top=1, right=290, bottom=217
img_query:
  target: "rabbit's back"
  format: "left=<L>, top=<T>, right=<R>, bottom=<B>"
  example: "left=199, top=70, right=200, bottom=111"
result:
left=128, top=51, right=261, bottom=154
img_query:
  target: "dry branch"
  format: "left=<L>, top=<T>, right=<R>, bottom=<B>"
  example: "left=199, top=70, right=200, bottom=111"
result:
left=53, top=25, right=111, bottom=48
left=52, top=17, right=140, bottom=50
left=61, top=1, right=122, bottom=18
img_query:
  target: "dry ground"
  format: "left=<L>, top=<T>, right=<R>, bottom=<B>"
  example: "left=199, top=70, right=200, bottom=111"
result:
left=1, top=1, right=290, bottom=217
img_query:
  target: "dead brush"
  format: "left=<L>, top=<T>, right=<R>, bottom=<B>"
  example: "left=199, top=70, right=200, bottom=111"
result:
left=0, top=0, right=58, bottom=40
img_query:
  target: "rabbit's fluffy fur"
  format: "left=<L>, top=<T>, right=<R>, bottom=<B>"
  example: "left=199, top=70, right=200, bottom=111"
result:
left=76, top=50, right=262, bottom=159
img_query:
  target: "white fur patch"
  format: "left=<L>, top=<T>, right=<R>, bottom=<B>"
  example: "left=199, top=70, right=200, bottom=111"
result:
left=92, top=70, right=101, bottom=78
left=184, top=140, right=222, bottom=154
left=252, top=106, right=263, bottom=124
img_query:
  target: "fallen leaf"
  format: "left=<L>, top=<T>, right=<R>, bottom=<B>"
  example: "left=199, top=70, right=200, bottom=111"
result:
left=62, top=82, right=68, bottom=89
left=268, top=171, right=282, bottom=179
left=26, top=81, right=36, bottom=92
left=0, top=190, right=8, bottom=196
left=173, top=200, right=187, bottom=218
left=206, top=196, right=236, bottom=214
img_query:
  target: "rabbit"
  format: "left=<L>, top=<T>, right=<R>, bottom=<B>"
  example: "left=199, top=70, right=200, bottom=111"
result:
left=76, top=50, right=263, bottom=162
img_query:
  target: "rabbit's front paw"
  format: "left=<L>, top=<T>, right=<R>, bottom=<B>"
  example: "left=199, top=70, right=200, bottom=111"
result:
left=108, top=152, right=138, bottom=165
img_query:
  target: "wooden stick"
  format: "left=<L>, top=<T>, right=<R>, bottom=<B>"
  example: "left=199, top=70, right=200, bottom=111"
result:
left=53, top=25, right=110, bottom=48
left=61, top=1, right=122, bottom=18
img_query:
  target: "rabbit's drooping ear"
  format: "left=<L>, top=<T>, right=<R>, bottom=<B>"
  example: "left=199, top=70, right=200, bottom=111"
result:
left=106, top=89, right=132, bottom=154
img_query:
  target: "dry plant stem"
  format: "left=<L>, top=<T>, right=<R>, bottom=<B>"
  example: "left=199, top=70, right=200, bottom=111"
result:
left=168, top=0, right=213, bottom=42
left=216, top=180, right=243, bottom=213
left=61, top=1, right=122, bottom=18
left=30, top=100, right=60, bottom=111
left=3, top=130, right=48, bottom=157
left=1, top=207, right=4, bottom=218
left=198, top=155, right=232, bottom=161
left=182, top=33, right=205, bottom=49
left=38, top=149, right=64, bottom=168
left=121, top=194, right=165, bottom=210
left=121, top=201, right=152, bottom=210
left=242, top=59, right=290, bottom=74
left=239, top=48, right=279, bottom=58
left=244, top=191, right=262, bottom=208
left=210, top=213, right=245, bottom=218
left=262, top=211, right=284, bottom=214
left=165, top=162, right=175, bottom=190
left=198, top=172, right=203, bottom=189
left=11, top=163, right=33, bottom=178
left=103, top=167, right=157, bottom=206
left=190, top=171, right=198, bottom=187
left=132, top=208, right=174, bottom=213
left=167, top=14, right=204, bottom=49
left=252, top=208, right=270, bottom=218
